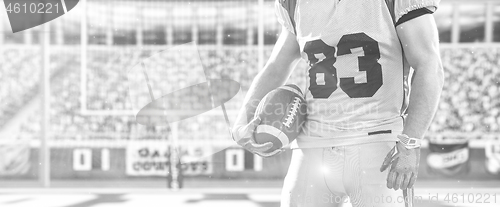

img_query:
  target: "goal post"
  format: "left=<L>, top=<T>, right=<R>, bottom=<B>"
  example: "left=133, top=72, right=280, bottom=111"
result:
left=40, top=15, right=51, bottom=188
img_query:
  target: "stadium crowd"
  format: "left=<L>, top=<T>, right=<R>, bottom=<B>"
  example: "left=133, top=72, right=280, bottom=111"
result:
left=430, top=48, right=500, bottom=135
left=1, top=47, right=498, bottom=141
left=0, top=49, right=40, bottom=128
left=0, top=49, right=75, bottom=129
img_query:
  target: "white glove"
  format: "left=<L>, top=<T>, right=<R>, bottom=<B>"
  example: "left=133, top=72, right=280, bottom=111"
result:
left=232, top=117, right=284, bottom=157
left=380, top=141, right=421, bottom=190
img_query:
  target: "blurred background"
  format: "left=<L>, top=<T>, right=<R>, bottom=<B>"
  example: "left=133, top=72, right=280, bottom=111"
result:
left=0, top=0, right=499, bottom=206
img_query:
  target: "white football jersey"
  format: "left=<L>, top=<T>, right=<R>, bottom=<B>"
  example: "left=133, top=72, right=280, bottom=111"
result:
left=275, top=0, right=439, bottom=148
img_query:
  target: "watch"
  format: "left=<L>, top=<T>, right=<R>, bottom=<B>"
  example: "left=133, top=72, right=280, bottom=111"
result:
left=397, top=134, right=421, bottom=149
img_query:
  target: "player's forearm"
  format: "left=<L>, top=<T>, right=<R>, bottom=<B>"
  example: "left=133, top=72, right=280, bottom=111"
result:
left=402, top=60, right=444, bottom=139
left=233, top=29, right=300, bottom=127
left=235, top=65, right=292, bottom=125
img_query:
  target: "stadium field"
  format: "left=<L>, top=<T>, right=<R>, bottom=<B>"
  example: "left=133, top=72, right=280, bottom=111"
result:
left=0, top=180, right=499, bottom=207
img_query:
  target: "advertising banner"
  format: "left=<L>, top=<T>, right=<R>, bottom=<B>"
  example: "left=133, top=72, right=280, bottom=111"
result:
left=178, top=145, right=213, bottom=175
left=485, top=141, right=500, bottom=175
left=126, top=142, right=212, bottom=176
left=126, top=142, right=171, bottom=176
left=426, top=139, right=470, bottom=176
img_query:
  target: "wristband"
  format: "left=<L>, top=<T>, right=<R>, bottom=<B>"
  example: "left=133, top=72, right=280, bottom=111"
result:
left=397, top=134, right=421, bottom=149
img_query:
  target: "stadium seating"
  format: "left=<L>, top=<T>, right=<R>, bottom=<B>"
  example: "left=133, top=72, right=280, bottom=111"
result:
left=430, top=48, right=500, bottom=136
left=0, top=48, right=75, bottom=129
left=1, top=47, right=499, bottom=141
left=0, top=49, right=40, bottom=128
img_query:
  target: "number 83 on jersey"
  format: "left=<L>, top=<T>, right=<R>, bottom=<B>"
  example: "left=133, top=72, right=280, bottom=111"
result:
left=304, top=32, right=383, bottom=99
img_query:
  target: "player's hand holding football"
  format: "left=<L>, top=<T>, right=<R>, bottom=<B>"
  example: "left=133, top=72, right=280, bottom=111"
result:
left=380, top=134, right=421, bottom=190
left=232, top=117, right=283, bottom=158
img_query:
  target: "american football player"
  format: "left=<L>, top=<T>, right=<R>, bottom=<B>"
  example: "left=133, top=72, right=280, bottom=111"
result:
left=232, top=0, right=444, bottom=206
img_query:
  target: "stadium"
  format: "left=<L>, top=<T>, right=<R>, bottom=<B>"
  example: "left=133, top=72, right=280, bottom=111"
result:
left=0, top=0, right=499, bottom=206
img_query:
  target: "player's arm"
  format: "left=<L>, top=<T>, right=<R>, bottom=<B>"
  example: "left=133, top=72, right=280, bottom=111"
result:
left=381, top=13, right=444, bottom=190
left=232, top=27, right=301, bottom=156
left=397, top=14, right=444, bottom=141
left=235, top=28, right=301, bottom=126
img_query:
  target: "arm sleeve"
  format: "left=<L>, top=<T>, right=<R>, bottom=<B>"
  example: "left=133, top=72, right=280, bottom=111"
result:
left=394, top=0, right=440, bottom=24
left=274, top=0, right=296, bottom=35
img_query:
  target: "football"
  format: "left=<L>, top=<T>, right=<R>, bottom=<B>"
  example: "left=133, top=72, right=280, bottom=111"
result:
left=254, top=84, right=307, bottom=153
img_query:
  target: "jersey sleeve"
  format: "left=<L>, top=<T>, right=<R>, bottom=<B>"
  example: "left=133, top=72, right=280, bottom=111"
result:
left=274, top=0, right=296, bottom=35
left=393, top=0, right=440, bottom=24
